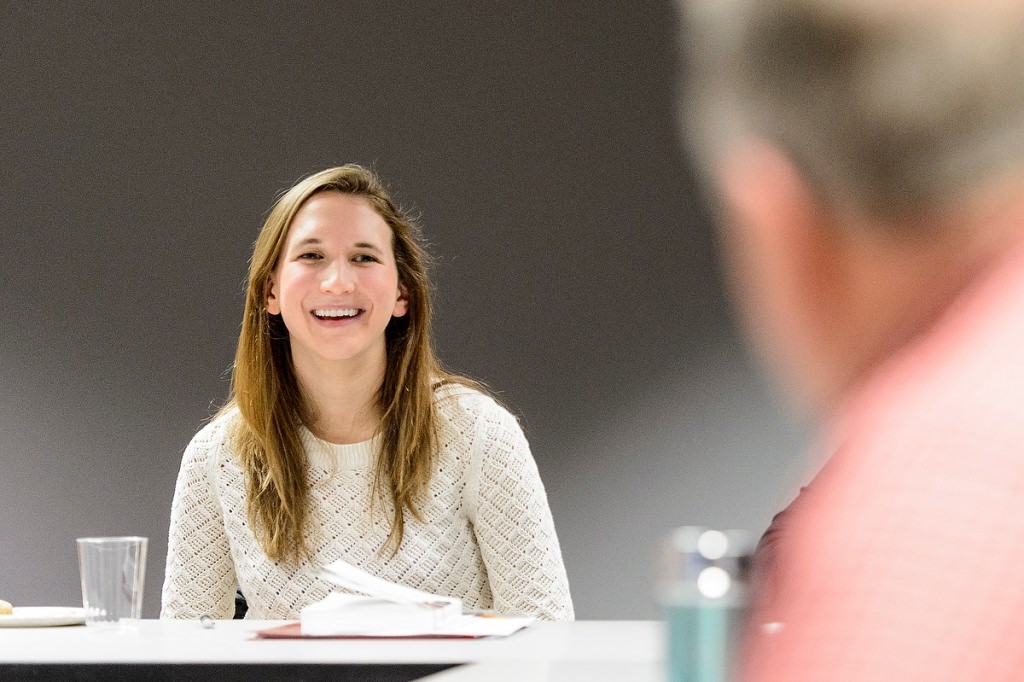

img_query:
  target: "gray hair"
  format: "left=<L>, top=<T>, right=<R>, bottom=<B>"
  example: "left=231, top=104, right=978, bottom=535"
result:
left=679, top=0, right=1024, bottom=219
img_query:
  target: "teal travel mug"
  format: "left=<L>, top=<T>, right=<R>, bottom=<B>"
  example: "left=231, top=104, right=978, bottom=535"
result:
left=658, top=527, right=750, bottom=682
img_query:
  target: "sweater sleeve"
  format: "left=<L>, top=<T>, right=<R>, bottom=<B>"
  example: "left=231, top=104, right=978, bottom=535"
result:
left=160, top=422, right=237, bottom=620
left=464, top=400, right=575, bottom=621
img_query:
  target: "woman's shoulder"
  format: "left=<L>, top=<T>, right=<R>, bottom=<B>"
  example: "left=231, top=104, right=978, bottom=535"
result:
left=433, top=379, right=508, bottom=418
left=432, top=379, right=523, bottom=438
left=184, top=405, right=242, bottom=457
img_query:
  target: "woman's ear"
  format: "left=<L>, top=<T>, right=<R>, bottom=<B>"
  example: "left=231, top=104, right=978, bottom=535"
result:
left=266, top=279, right=281, bottom=315
left=392, top=284, right=409, bottom=318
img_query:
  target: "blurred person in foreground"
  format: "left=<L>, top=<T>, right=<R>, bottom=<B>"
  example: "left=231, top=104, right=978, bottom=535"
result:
left=678, top=0, right=1024, bottom=679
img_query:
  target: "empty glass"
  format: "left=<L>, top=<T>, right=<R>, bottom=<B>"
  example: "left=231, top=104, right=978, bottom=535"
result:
left=76, top=536, right=147, bottom=630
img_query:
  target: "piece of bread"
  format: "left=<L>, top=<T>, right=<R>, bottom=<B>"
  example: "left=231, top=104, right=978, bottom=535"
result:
left=0, top=599, right=12, bottom=615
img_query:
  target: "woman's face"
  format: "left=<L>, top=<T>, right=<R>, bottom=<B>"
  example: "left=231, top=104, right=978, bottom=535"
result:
left=267, top=191, right=408, bottom=374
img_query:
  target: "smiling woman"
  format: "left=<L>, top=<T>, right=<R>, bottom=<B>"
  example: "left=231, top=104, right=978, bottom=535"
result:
left=160, top=165, right=574, bottom=622
left=267, top=192, right=409, bottom=376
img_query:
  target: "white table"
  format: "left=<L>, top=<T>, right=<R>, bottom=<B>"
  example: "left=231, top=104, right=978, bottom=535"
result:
left=0, top=619, right=663, bottom=681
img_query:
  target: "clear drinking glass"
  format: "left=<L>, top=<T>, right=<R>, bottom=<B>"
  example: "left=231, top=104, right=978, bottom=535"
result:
left=657, top=527, right=751, bottom=682
left=76, top=536, right=148, bottom=630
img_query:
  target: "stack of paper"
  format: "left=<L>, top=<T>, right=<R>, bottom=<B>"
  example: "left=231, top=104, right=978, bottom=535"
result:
left=303, top=559, right=463, bottom=636
left=301, top=593, right=462, bottom=636
left=293, top=559, right=536, bottom=638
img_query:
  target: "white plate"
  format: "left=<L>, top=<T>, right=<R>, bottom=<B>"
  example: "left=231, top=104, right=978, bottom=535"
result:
left=0, top=607, right=87, bottom=627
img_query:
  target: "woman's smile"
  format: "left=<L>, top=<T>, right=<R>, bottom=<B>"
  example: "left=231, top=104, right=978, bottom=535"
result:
left=311, top=307, right=364, bottom=325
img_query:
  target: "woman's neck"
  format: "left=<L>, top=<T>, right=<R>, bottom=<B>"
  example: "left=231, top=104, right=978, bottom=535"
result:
left=292, top=352, right=386, bottom=445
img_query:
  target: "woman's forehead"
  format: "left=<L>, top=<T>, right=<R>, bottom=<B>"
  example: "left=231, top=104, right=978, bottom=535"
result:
left=285, top=193, right=392, bottom=246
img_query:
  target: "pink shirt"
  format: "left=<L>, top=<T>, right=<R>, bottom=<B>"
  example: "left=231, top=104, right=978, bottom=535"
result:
left=741, top=240, right=1024, bottom=681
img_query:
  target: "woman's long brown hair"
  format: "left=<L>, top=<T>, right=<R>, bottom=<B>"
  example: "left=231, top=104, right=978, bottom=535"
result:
left=224, top=165, right=472, bottom=563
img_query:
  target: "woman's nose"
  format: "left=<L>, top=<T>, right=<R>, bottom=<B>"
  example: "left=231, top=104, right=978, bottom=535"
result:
left=321, top=263, right=355, bottom=293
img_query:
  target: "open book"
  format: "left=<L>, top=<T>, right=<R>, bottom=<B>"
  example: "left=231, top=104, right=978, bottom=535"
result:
left=257, top=558, right=534, bottom=639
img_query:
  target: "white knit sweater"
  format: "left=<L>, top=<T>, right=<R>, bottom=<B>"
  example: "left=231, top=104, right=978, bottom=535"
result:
left=160, top=385, right=574, bottom=621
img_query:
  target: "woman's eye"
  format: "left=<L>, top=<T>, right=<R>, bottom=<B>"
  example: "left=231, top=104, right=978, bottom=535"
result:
left=298, top=252, right=322, bottom=261
left=353, top=254, right=379, bottom=263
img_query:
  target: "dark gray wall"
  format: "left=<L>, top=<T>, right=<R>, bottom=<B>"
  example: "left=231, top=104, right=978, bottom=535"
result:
left=0, top=1, right=805, bottom=619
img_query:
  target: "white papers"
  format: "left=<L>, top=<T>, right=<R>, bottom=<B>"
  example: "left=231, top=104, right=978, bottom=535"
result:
left=301, top=592, right=461, bottom=636
left=428, top=613, right=536, bottom=638
left=313, top=558, right=460, bottom=611
left=304, top=559, right=534, bottom=638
